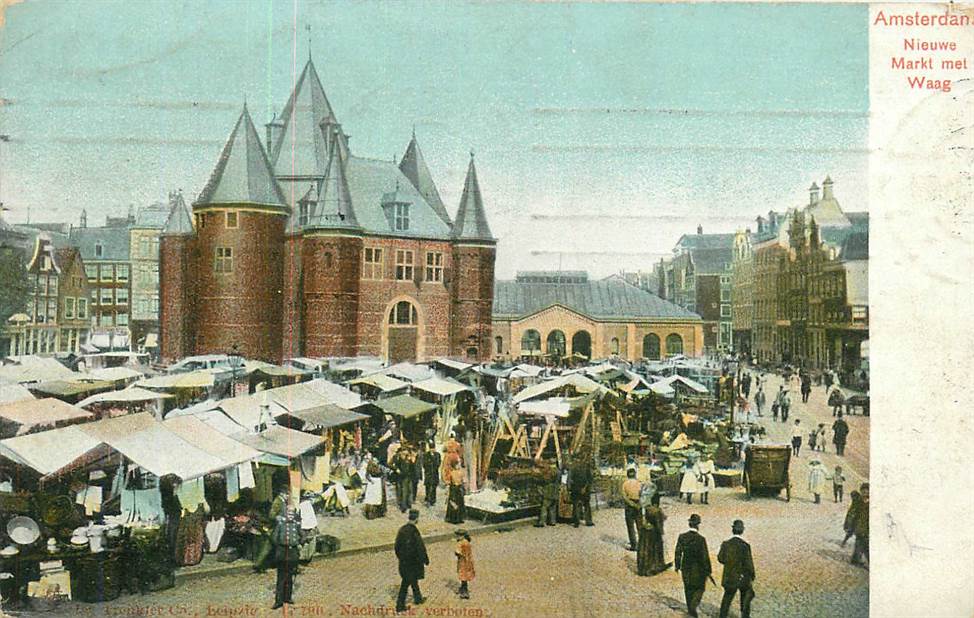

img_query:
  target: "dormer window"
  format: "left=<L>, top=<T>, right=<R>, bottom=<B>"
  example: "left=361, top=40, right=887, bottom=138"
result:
left=299, top=203, right=309, bottom=227
left=394, top=203, right=410, bottom=231
left=95, top=244, right=103, bottom=258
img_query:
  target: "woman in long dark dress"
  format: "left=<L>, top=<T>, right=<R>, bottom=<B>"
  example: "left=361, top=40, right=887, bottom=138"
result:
left=636, top=494, right=668, bottom=576
left=445, top=461, right=465, bottom=524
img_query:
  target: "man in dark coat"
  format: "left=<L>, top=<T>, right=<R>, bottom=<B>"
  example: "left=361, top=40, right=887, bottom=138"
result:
left=421, top=442, right=441, bottom=506
left=534, top=464, right=559, bottom=527
left=569, top=457, right=594, bottom=527
left=717, top=519, right=756, bottom=618
left=394, top=509, right=429, bottom=612
left=271, top=508, right=302, bottom=609
left=674, top=513, right=712, bottom=617
left=393, top=448, right=418, bottom=513
left=832, top=413, right=850, bottom=456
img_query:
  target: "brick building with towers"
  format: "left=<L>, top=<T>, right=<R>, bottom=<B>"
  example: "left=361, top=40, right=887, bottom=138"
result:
left=160, top=57, right=496, bottom=364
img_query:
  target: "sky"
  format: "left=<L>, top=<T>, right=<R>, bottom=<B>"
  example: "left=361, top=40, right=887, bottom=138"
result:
left=0, top=0, right=868, bottom=278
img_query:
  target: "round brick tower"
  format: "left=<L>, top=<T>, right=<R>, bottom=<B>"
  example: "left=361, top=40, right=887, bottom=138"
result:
left=450, top=155, right=497, bottom=362
left=191, top=106, right=289, bottom=362
left=298, top=134, right=363, bottom=358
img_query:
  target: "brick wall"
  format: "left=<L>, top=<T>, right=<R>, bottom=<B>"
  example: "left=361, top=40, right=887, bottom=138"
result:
left=302, top=234, right=362, bottom=357
left=193, top=209, right=285, bottom=362
left=159, top=235, right=192, bottom=362
left=450, top=244, right=495, bottom=362
left=281, top=234, right=304, bottom=359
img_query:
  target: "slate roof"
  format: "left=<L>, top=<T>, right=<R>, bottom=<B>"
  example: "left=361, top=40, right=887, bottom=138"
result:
left=689, top=247, right=733, bottom=275
left=268, top=58, right=337, bottom=179
left=493, top=274, right=700, bottom=321
left=399, top=134, right=452, bottom=227
left=305, top=137, right=360, bottom=230
left=839, top=231, right=868, bottom=261
left=344, top=156, right=452, bottom=238
left=675, top=233, right=734, bottom=251
left=133, top=202, right=172, bottom=229
left=162, top=192, right=194, bottom=236
left=194, top=106, right=288, bottom=210
left=453, top=156, right=493, bottom=241
left=69, top=225, right=130, bottom=262
left=54, top=247, right=80, bottom=274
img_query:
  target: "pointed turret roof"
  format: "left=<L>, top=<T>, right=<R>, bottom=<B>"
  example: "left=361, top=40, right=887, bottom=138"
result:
left=270, top=58, right=337, bottom=178
left=399, top=133, right=451, bottom=226
left=162, top=192, right=195, bottom=236
left=195, top=107, right=289, bottom=210
left=452, top=155, right=494, bottom=242
left=306, top=134, right=360, bottom=231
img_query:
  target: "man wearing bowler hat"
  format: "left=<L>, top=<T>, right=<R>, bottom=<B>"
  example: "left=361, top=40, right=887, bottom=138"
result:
left=394, top=509, right=429, bottom=613
left=674, top=513, right=712, bottom=617
left=717, top=519, right=756, bottom=618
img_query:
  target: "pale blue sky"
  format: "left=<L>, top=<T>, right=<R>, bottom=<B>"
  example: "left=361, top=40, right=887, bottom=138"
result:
left=0, top=1, right=868, bottom=277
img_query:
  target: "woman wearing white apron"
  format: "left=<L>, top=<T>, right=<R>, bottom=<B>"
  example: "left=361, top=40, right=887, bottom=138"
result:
left=697, top=458, right=715, bottom=504
left=679, top=455, right=702, bottom=504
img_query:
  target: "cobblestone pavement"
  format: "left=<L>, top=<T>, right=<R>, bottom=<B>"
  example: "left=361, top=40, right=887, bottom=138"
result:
left=37, top=370, right=869, bottom=618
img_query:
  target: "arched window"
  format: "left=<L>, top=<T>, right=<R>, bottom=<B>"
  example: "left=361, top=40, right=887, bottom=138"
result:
left=546, top=330, right=566, bottom=357
left=643, top=334, right=661, bottom=360
left=495, top=336, right=504, bottom=354
left=571, top=331, right=592, bottom=359
left=389, top=301, right=418, bottom=325
left=521, top=329, right=541, bottom=353
left=610, top=337, right=620, bottom=355
left=665, top=333, right=684, bottom=357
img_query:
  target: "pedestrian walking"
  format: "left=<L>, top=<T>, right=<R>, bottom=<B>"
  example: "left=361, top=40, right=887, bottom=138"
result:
left=807, top=460, right=827, bottom=504
left=570, top=453, right=594, bottom=527
left=454, top=529, right=475, bottom=599
left=393, top=447, right=418, bottom=513
left=394, top=509, right=429, bottom=613
left=421, top=441, right=441, bottom=506
left=534, top=464, right=558, bottom=528
left=824, top=370, right=834, bottom=390
left=754, top=387, right=766, bottom=417
left=270, top=508, right=302, bottom=610
left=698, top=457, right=715, bottom=505
left=842, top=491, right=861, bottom=547
left=679, top=456, right=703, bottom=505
left=791, top=419, right=803, bottom=456
left=832, top=413, right=850, bottom=456
left=828, top=387, right=845, bottom=417
left=717, top=519, right=756, bottom=618
left=621, top=467, right=642, bottom=551
left=363, top=460, right=387, bottom=520
left=851, top=484, right=869, bottom=567
left=830, top=465, right=846, bottom=503
left=674, top=514, right=712, bottom=618
left=637, top=493, right=670, bottom=576
left=800, top=373, right=812, bottom=403
left=814, top=424, right=827, bottom=452
left=780, top=390, right=792, bottom=422
left=445, top=460, right=466, bottom=524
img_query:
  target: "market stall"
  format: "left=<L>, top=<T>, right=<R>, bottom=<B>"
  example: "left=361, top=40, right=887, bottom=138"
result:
left=0, top=398, right=92, bottom=439
left=77, top=387, right=174, bottom=420
left=26, top=379, right=115, bottom=405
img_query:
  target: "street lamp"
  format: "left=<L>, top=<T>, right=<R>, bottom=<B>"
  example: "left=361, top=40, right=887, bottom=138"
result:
left=228, top=343, right=241, bottom=396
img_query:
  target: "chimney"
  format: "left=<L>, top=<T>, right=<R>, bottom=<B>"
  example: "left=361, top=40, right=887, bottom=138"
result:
left=697, top=224, right=703, bottom=235
left=80, top=209, right=88, bottom=228
left=822, top=176, right=834, bottom=200
left=809, top=182, right=820, bottom=205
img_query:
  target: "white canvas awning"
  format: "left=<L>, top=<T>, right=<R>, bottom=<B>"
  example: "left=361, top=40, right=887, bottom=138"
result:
left=518, top=399, right=571, bottom=418
left=512, top=373, right=607, bottom=404
left=0, top=398, right=92, bottom=435
left=0, top=382, right=34, bottom=405
left=655, top=375, right=709, bottom=394
left=233, top=425, right=322, bottom=459
left=0, top=358, right=77, bottom=384
left=433, top=358, right=472, bottom=371
left=83, top=367, right=145, bottom=383
left=348, top=374, right=409, bottom=392
left=411, top=377, right=469, bottom=397
left=0, top=425, right=102, bottom=475
left=78, top=386, right=173, bottom=409
left=164, top=416, right=261, bottom=466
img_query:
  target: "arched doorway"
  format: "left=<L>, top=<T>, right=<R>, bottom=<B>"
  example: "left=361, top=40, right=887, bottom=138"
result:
left=643, top=334, right=661, bottom=360
left=521, top=329, right=541, bottom=356
left=387, top=300, right=419, bottom=363
left=665, top=333, right=684, bottom=357
left=571, top=331, right=592, bottom=360
left=546, top=330, right=566, bottom=358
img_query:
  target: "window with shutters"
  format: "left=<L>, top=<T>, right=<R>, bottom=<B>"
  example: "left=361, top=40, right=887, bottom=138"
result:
left=395, top=250, right=414, bottom=281
left=363, top=247, right=383, bottom=279
left=215, top=247, right=233, bottom=273
left=425, top=252, right=443, bottom=282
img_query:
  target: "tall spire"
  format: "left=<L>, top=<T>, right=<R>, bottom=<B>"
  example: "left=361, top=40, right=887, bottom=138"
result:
left=306, top=129, right=359, bottom=230
left=162, top=191, right=194, bottom=236
left=452, top=154, right=493, bottom=241
left=194, top=106, right=288, bottom=210
left=399, top=131, right=451, bottom=226
left=268, top=56, right=337, bottom=178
